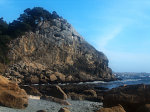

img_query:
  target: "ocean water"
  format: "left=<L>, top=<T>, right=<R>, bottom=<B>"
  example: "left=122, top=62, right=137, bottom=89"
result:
left=96, top=73, right=150, bottom=89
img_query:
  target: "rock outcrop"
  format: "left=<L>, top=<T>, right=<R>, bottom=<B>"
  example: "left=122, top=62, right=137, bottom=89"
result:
left=3, top=11, right=115, bottom=84
left=137, top=104, right=150, bottom=112
left=103, top=84, right=150, bottom=112
left=0, top=75, right=28, bottom=109
left=48, top=85, right=68, bottom=100
left=97, top=105, right=126, bottom=112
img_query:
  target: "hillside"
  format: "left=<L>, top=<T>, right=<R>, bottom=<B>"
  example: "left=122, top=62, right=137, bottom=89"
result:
left=0, top=7, right=115, bottom=84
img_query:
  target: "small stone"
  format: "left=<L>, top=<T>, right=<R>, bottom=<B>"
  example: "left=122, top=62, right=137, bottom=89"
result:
left=58, top=107, right=70, bottom=112
left=37, top=110, right=47, bottom=112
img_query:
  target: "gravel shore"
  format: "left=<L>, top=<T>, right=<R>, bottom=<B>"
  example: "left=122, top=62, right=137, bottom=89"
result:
left=0, top=98, right=102, bottom=112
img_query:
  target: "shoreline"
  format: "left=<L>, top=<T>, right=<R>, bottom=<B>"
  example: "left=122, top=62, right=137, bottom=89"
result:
left=0, top=97, right=103, bottom=112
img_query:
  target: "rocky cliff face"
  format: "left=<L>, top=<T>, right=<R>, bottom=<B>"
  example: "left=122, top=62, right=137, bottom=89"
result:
left=3, top=16, right=115, bottom=84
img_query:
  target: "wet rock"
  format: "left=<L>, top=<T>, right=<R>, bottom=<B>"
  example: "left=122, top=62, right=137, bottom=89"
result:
left=0, top=75, right=28, bottom=109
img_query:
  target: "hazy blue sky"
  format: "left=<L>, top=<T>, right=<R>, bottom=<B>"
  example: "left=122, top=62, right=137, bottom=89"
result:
left=0, top=0, right=150, bottom=72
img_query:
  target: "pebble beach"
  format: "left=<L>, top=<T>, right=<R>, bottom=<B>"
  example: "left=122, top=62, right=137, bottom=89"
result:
left=0, top=97, right=102, bottom=112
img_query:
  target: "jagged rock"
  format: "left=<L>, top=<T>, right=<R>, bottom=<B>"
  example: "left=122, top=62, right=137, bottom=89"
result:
left=0, top=75, right=28, bottom=109
left=97, top=105, right=126, bottom=112
left=3, top=11, right=115, bottom=84
left=58, top=107, right=70, bottom=112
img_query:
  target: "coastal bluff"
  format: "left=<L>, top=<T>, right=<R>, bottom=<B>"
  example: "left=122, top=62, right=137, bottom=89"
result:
left=2, top=7, right=115, bottom=84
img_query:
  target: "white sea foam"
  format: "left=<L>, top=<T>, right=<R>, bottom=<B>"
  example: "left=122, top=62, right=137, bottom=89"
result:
left=122, top=79, right=141, bottom=82
left=28, top=95, right=40, bottom=100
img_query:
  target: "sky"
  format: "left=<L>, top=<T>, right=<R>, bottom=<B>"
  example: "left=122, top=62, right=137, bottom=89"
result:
left=0, top=0, right=150, bottom=72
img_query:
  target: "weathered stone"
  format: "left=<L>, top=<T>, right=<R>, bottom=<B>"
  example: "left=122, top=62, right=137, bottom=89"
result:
left=83, top=89, right=97, bottom=97
left=65, top=75, right=73, bottom=82
left=49, top=74, right=57, bottom=82
left=0, top=75, right=28, bottom=109
left=58, top=107, right=70, bottom=112
left=55, top=72, right=66, bottom=82
left=97, top=105, right=126, bottom=112
left=68, top=92, right=84, bottom=101
left=25, top=75, right=39, bottom=84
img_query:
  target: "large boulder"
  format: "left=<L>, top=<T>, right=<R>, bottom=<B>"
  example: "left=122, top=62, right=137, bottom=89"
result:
left=0, top=75, right=28, bottom=109
left=103, top=84, right=150, bottom=112
left=97, top=105, right=126, bottom=112
left=48, top=85, right=67, bottom=100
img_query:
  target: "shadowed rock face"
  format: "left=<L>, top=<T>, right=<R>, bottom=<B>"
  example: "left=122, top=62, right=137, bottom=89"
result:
left=3, top=15, right=115, bottom=84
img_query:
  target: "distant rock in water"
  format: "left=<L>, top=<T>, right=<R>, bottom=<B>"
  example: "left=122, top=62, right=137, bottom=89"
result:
left=3, top=8, right=115, bottom=84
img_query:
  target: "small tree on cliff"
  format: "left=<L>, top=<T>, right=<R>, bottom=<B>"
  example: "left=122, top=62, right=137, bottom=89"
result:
left=8, top=7, right=52, bottom=38
left=18, top=7, right=52, bottom=27
left=0, top=17, right=10, bottom=64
